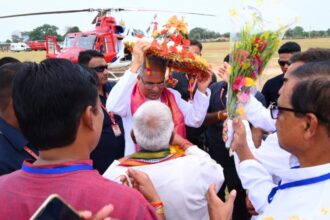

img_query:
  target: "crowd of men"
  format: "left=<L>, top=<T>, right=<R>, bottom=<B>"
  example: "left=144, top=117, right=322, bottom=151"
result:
left=0, top=39, right=329, bottom=220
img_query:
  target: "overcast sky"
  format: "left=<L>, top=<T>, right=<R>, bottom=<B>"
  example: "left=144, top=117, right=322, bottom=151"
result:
left=1, top=0, right=329, bottom=41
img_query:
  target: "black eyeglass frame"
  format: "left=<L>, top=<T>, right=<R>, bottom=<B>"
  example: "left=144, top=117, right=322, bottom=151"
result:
left=270, top=104, right=329, bottom=124
left=278, top=60, right=291, bottom=66
left=93, top=65, right=108, bottom=72
left=270, top=104, right=307, bottom=119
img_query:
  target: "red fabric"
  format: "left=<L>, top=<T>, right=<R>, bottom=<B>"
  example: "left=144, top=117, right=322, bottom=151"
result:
left=131, top=82, right=186, bottom=141
left=0, top=160, right=157, bottom=220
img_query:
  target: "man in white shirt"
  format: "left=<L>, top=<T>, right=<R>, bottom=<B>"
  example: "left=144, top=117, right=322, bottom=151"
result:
left=106, top=41, right=212, bottom=155
left=228, top=61, right=330, bottom=219
left=237, top=48, right=330, bottom=214
left=104, top=101, right=224, bottom=220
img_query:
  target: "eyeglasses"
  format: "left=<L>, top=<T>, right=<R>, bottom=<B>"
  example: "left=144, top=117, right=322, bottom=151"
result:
left=270, top=104, right=330, bottom=124
left=278, top=60, right=291, bottom=67
left=270, top=104, right=307, bottom=119
left=140, top=77, right=165, bottom=89
left=93, top=65, right=108, bottom=72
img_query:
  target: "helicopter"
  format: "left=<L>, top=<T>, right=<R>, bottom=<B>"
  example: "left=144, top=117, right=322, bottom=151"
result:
left=0, top=8, right=215, bottom=69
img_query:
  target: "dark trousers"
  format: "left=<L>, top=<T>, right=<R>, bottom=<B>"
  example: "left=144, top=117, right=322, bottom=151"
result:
left=207, top=137, right=250, bottom=220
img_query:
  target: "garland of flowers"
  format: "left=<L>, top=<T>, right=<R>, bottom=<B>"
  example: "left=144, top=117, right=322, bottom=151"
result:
left=124, top=16, right=209, bottom=80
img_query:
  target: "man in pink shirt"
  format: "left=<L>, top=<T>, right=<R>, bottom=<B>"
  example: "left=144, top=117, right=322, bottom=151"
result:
left=0, top=58, right=159, bottom=220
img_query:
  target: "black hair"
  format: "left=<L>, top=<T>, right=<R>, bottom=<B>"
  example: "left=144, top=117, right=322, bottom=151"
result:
left=190, top=39, right=203, bottom=52
left=0, top=63, right=24, bottom=111
left=290, top=60, right=330, bottom=80
left=0, top=57, right=20, bottom=67
left=141, top=54, right=168, bottom=76
left=291, top=79, right=330, bottom=134
left=78, top=50, right=104, bottom=66
left=290, top=48, right=330, bottom=64
left=278, top=41, right=301, bottom=54
left=223, top=54, right=230, bottom=63
left=12, top=58, right=99, bottom=150
left=290, top=61, right=330, bottom=134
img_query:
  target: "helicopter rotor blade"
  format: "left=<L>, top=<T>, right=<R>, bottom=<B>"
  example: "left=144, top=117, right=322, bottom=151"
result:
left=0, top=8, right=100, bottom=19
left=0, top=7, right=215, bottom=20
left=124, top=8, right=216, bottom=16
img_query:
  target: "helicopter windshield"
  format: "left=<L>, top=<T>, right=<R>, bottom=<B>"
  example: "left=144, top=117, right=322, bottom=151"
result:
left=63, top=35, right=75, bottom=49
left=76, top=34, right=96, bottom=49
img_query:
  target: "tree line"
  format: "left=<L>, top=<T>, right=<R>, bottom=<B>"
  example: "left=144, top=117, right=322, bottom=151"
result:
left=5, top=24, right=330, bottom=43
left=188, top=26, right=330, bottom=41
left=7, top=24, right=80, bottom=43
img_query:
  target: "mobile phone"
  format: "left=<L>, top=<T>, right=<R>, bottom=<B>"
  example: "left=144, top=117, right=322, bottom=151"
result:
left=30, top=194, right=81, bottom=220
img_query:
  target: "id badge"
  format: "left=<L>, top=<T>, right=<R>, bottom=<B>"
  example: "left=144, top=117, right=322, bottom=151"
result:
left=111, top=124, right=122, bottom=137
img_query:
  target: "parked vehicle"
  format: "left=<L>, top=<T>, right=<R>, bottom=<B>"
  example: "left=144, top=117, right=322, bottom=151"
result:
left=10, top=43, right=31, bottom=52
left=27, top=40, right=46, bottom=50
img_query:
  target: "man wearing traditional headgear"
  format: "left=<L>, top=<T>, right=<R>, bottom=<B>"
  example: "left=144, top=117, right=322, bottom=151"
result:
left=106, top=41, right=212, bottom=155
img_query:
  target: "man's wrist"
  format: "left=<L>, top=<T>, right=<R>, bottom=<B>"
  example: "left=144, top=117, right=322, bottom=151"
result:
left=217, top=110, right=227, bottom=121
left=130, top=64, right=141, bottom=74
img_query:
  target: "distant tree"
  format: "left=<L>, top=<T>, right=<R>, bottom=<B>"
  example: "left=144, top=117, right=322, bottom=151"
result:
left=222, top=32, right=230, bottom=38
left=310, top=30, right=319, bottom=38
left=189, top=27, right=221, bottom=40
left=5, top=39, right=11, bottom=43
left=317, top=30, right=326, bottom=37
left=327, top=28, right=330, bottom=36
left=284, top=28, right=294, bottom=38
left=11, top=33, right=21, bottom=43
left=292, top=26, right=304, bottom=38
left=189, top=27, right=205, bottom=40
left=65, top=26, right=81, bottom=35
left=28, top=24, right=64, bottom=41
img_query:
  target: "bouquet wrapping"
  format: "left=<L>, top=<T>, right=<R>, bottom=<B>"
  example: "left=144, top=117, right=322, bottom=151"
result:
left=225, top=3, right=296, bottom=148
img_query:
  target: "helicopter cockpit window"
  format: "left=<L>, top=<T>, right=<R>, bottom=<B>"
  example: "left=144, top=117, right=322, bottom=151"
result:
left=63, top=36, right=75, bottom=49
left=77, top=35, right=97, bottom=49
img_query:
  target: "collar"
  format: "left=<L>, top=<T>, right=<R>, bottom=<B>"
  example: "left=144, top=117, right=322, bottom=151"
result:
left=130, top=149, right=171, bottom=160
left=0, top=117, right=28, bottom=151
left=268, top=163, right=330, bottom=203
left=22, top=160, right=93, bottom=174
left=275, top=163, right=330, bottom=184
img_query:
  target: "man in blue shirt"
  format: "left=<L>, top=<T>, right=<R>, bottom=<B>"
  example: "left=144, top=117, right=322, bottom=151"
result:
left=0, top=61, right=38, bottom=175
left=78, top=50, right=125, bottom=174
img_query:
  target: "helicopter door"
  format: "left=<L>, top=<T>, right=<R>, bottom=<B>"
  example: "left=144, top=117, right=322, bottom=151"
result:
left=102, top=35, right=117, bottom=63
left=46, top=35, right=60, bottom=58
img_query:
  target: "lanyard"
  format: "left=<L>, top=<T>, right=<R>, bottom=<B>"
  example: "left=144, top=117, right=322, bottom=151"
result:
left=187, top=76, right=197, bottom=101
left=268, top=172, right=330, bottom=203
left=100, top=103, right=117, bottom=125
left=22, top=163, right=93, bottom=174
left=24, top=146, right=38, bottom=160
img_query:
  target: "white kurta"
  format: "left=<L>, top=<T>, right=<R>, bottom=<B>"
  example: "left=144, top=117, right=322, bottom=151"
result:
left=234, top=122, right=299, bottom=213
left=245, top=95, right=276, bottom=132
left=239, top=161, right=330, bottom=219
left=103, top=146, right=224, bottom=220
left=106, top=70, right=211, bottom=155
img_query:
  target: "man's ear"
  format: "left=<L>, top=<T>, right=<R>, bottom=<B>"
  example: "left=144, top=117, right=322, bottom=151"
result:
left=131, top=130, right=137, bottom=144
left=81, top=106, right=95, bottom=130
left=303, top=113, right=318, bottom=139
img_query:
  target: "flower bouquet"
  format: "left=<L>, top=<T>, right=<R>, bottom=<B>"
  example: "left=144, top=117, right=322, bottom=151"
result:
left=225, top=3, right=294, bottom=148
left=124, top=16, right=209, bottom=80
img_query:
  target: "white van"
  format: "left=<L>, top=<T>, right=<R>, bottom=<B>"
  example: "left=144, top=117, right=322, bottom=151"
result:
left=10, top=43, right=31, bottom=52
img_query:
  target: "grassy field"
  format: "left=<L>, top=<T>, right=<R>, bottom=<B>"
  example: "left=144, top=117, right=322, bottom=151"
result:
left=202, top=37, right=330, bottom=88
left=1, top=38, right=330, bottom=87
